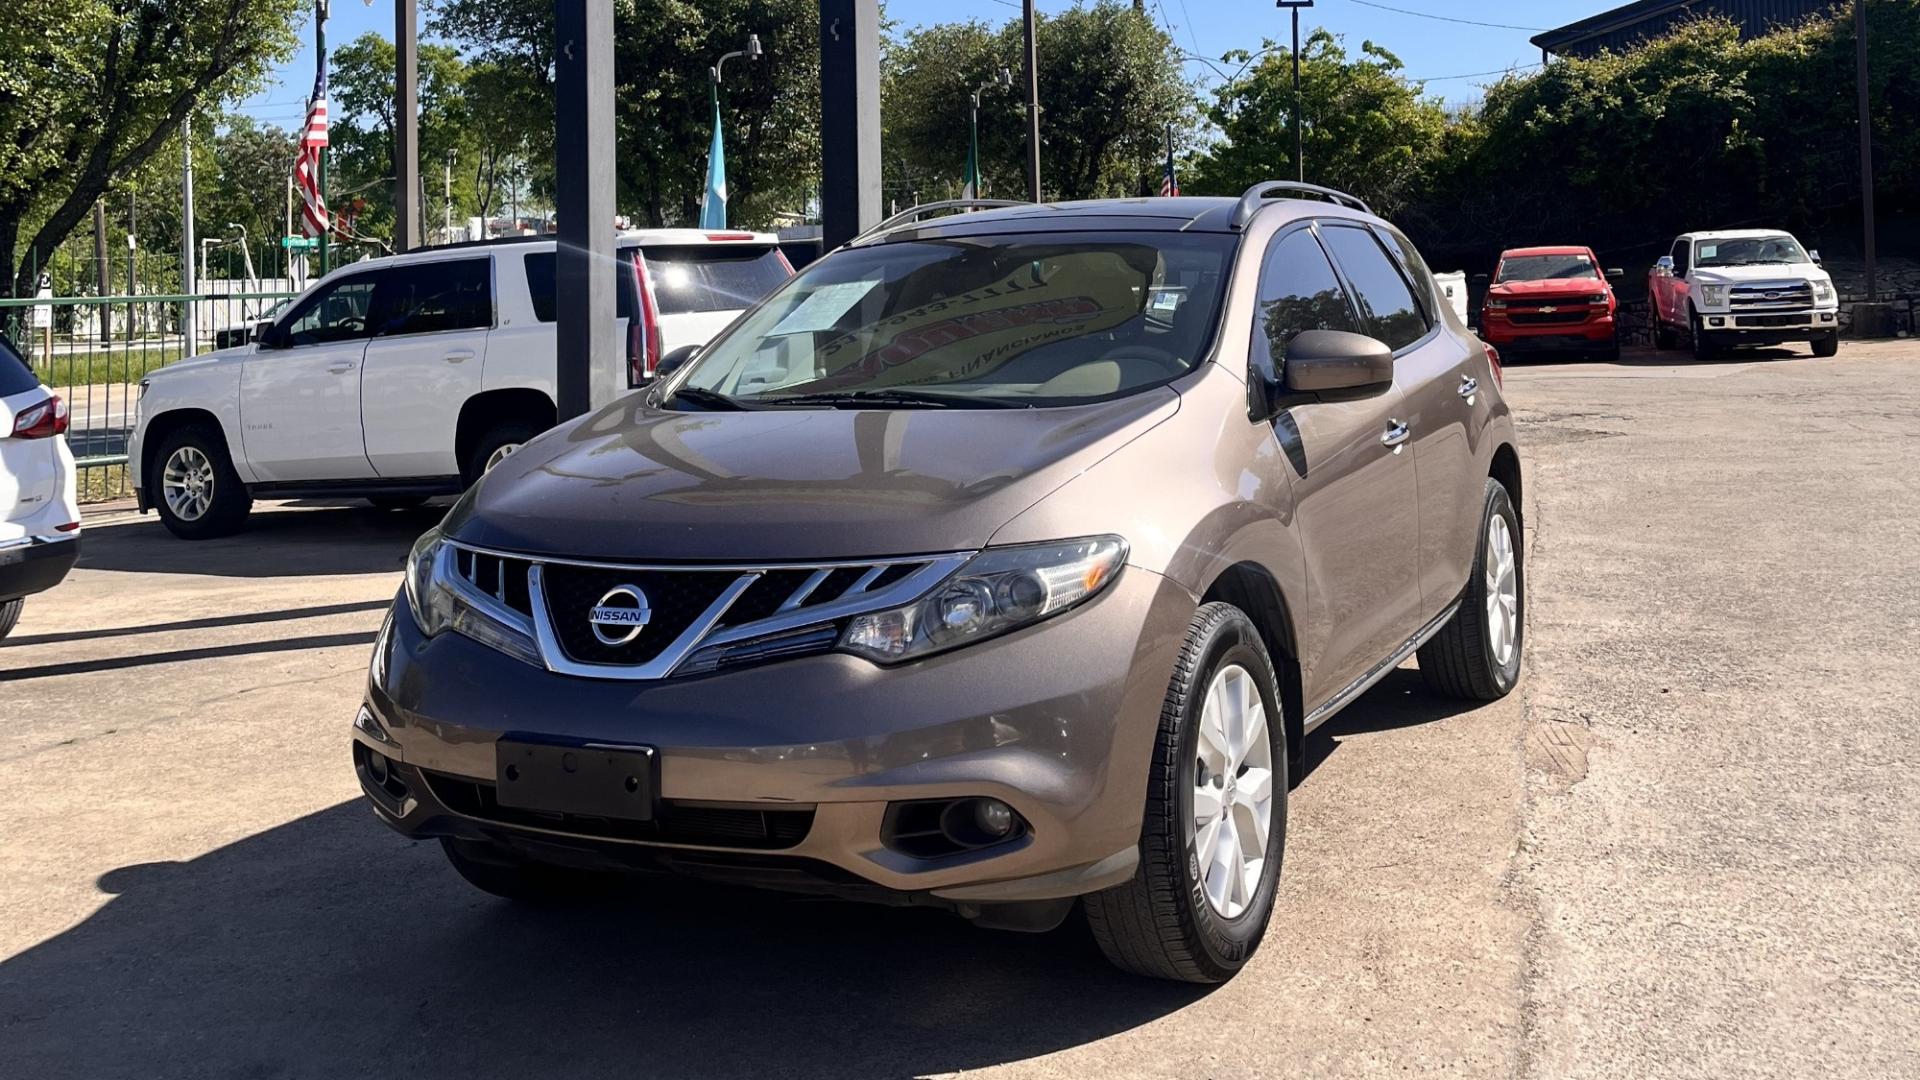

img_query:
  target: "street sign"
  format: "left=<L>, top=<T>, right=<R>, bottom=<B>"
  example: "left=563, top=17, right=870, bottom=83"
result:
left=281, top=236, right=319, bottom=250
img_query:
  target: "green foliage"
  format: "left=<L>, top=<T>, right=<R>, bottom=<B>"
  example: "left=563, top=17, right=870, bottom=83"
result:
left=1187, top=30, right=1451, bottom=218
left=882, top=2, right=1196, bottom=202
left=0, top=0, right=303, bottom=295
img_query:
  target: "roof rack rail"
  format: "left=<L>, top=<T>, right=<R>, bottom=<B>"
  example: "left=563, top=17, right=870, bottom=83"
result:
left=849, top=199, right=1032, bottom=246
left=1230, top=182, right=1372, bottom=229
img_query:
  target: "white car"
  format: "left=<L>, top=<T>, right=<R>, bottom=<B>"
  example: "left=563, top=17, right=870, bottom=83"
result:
left=1, top=336, right=80, bottom=640
left=1647, top=229, right=1841, bottom=360
left=130, top=229, right=791, bottom=539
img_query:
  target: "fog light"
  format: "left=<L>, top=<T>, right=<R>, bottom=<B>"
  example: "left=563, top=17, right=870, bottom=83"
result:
left=365, top=749, right=390, bottom=785
left=974, top=798, right=1015, bottom=837
left=1709, top=317, right=1726, bottom=327
left=1821, top=313, right=1836, bottom=322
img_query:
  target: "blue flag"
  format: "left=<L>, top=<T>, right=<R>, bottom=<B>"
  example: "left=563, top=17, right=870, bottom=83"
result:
left=701, top=85, right=727, bottom=229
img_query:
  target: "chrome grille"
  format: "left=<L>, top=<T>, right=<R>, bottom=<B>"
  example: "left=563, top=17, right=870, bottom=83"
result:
left=444, top=543, right=970, bottom=681
left=1729, top=281, right=1812, bottom=311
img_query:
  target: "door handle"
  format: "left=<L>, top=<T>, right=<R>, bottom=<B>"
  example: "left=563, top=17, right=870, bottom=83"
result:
left=444, top=349, right=475, bottom=364
left=327, top=361, right=357, bottom=374
left=1381, top=419, right=1411, bottom=451
left=1458, top=374, right=1479, bottom=399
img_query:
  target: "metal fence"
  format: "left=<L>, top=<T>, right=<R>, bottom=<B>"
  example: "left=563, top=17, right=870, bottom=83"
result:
left=0, top=289, right=297, bottom=502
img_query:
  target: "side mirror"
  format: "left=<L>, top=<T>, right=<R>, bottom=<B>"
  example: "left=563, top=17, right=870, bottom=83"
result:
left=253, top=321, right=281, bottom=348
left=1808, top=249, right=1822, bottom=265
left=656, top=343, right=700, bottom=380
left=1653, top=256, right=1675, bottom=276
left=1251, top=330, right=1394, bottom=421
left=1605, top=267, right=1625, bottom=280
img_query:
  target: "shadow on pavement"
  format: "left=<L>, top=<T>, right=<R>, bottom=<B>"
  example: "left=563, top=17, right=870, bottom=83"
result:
left=1, top=629, right=380, bottom=681
left=1298, top=667, right=1476, bottom=783
left=2, top=599, right=392, bottom=647
left=0, top=801, right=1209, bottom=1079
left=1502, top=343, right=1810, bottom=368
left=78, top=502, right=444, bottom=578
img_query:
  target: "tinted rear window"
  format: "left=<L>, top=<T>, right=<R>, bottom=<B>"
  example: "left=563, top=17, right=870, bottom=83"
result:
left=640, top=246, right=788, bottom=315
left=523, top=252, right=636, bottom=323
left=0, top=335, right=39, bottom=396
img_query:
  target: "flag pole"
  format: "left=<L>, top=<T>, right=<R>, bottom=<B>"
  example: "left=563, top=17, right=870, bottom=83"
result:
left=316, top=0, right=330, bottom=274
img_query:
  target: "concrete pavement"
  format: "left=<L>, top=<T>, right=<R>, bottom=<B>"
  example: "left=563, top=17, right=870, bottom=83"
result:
left=1, top=341, right=1914, bottom=1078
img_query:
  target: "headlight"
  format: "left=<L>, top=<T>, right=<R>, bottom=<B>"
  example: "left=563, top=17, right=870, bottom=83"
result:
left=403, top=528, right=543, bottom=667
left=1812, top=279, right=1835, bottom=304
left=841, top=536, right=1127, bottom=663
left=1585, top=293, right=1610, bottom=305
left=1487, top=299, right=1508, bottom=310
left=1698, top=284, right=1728, bottom=308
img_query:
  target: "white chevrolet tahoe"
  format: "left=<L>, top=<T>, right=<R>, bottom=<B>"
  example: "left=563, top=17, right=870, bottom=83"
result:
left=1647, top=229, right=1841, bottom=361
left=130, top=230, right=790, bottom=538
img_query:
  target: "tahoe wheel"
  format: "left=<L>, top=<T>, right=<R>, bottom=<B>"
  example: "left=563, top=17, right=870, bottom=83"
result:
left=463, top=420, right=541, bottom=486
left=1812, top=332, right=1840, bottom=358
left=1086, top=602, right=1287, bottom=983
left=439, top=837, right=613, bottom=904
left=152, top=425, right=251, bottom=539
left=1418, top=478, right=1523, bottom=700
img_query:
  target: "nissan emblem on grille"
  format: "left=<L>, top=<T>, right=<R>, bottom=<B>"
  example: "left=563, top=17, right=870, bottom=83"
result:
left=588, top=585, right=652, bottom=645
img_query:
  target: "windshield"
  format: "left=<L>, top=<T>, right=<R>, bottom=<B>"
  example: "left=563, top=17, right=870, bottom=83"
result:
left=1695, top=235, right=1808, bottom=268
left=1497, top=254, right=1596, bottom=282
left=671, top=231, right=1237, bottom=408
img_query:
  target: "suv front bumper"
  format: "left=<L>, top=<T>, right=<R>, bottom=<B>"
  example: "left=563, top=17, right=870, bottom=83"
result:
left=352, top=566, right=1196, bottom=905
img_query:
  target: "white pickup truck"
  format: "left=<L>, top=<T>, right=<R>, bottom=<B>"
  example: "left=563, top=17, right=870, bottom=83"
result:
left=1647, top=229, right=1841, bottom=360
left=130, top=229, right=790, bottom=538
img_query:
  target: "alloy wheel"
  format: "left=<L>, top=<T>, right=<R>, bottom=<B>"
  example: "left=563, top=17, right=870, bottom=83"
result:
left=162, top=446, right=217, bottom=522
left=1485, top=515, right=1519, bottom=667
left=484, top=443, right=521, bottom=473
left=1192, top=663, right=1275, bottom=919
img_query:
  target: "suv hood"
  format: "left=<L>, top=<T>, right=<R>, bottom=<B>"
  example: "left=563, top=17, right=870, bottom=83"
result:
left=1488, top=278, right=1607, bottom=298
left=142, top=344, right=249, bottom=382
left=446, top=389, right=1181, bottom=562
left=1692, top=261, right=1828, bottom=286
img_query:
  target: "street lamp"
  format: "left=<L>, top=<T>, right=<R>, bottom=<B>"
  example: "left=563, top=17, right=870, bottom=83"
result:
left=1277, top=1, right=1314, bottom=183
left=226, top=222, right=259, bottom=307
left=966, top=66, right=1013, bottom=199
left=711, top=32, right=763, bottom=86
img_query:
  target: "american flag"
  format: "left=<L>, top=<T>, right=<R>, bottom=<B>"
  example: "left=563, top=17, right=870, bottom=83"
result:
left=294, top=67, right=329, bottom=238
left=1159, top=128, right=1179, bottom=197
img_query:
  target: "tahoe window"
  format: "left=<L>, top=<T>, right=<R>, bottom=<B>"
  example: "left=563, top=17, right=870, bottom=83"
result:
left=373, top=258, right=491, bottom=335
left=673, top=231, right=1236, bottom=407
left=1320, top=225, right=1429, bottom=351
left=642, top=246, right=789, bottom=315
left=522, top=251, right=636, bottom=322
left=279, top=274, right=381, bottom=346
left=1496, top=254, right=1596, bottom=283
left=1254, top=229, right=1359, bottom=376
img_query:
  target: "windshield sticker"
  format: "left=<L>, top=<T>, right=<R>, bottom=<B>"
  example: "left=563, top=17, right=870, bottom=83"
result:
left=768, top=280, right=878, bottom=335
left=1698, top=244, right=1717, bottom=260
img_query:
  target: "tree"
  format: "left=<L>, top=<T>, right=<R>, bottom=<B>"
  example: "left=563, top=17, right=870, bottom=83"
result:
left=424, top=0, right=822, bottom=228
left=1185, top=30, right=1450, bottom=217
left=882, top=2, right=1196, bottom=203
left=0, top=0, right=302, bottom=296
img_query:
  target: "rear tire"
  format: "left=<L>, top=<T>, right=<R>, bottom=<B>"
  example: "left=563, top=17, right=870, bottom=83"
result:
left=1812, top=332, right=1840, bottom=358
left=1418, top=479, right=1523, bottom=701
left=0, top=598, right=22, bottom=641
left=463, top=420, right=541, bottom=486
left=151, top=425, right=252, bottom=539
left=1085, top=602, right=1287, bottom=983
left=439, top=837, right=613, bottom=904
left=1652, top=300, right=1678, bottom=350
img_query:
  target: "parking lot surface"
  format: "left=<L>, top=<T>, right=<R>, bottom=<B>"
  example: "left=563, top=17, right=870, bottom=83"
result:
left=2, top=341, right=1915, bottom=1078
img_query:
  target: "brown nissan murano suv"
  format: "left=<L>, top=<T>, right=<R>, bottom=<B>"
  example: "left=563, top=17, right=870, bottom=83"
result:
left=354, top=183, right=1525, bottom=983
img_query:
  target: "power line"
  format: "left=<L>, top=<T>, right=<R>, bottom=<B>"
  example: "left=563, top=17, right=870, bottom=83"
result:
left=1414, top=62, right=1544, bottom=82
left=1342, top=0, right=1547, bottom=33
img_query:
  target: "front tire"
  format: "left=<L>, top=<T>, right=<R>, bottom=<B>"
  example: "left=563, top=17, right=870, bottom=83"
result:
left=151, top=425, right=252, bottom=539
left=1085, top=603, right=1287, bottom=983
left=439, top=837, right=613, bottom=904
left=1691, top=312, right=1721, bottom=361
left=1418, top=479, right=1523, bottom=701
left=0, top=598, right=22, bottom=641
left=1811, top=332, right=1840, bottom=358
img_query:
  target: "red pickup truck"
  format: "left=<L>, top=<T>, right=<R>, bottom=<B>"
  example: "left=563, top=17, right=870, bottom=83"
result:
left=1478, top=246, right=1625, bottom=361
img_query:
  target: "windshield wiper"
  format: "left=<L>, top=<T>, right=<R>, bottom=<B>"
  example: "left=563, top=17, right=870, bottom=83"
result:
left=664, top=385, right=751, bottom=411
left=760, top=388, right=1028, bottom=410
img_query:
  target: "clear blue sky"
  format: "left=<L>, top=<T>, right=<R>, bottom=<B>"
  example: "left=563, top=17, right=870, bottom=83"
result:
left=234, top=0, right=1614, bottom=127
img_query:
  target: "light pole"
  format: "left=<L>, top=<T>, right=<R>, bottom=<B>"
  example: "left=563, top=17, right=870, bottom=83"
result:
left=1855, top=0, right=1876, bottom=302
left=443, top=151, right=455, bottom=241
left=967, top=66, right=1012, bottom=198
left=705, top=34, right=762, bottom=229
left=1277, top=1, right=1314, bottom=183
left=1022, top=0, right=1040, bottom=202
left=227, top=222, right=258, bottom=302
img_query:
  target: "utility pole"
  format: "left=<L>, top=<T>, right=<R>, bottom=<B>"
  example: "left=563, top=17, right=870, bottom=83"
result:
left=92, top=203, right=111, bottom=343
left=1022, top=0, right=1041, bottom=202
left=316, top=0, right=331, bottom=275
left=180, top=112, right=198, bottom=358
left=444, top=151, right=454, bottom=242
left=1278, top=1, right=1313, bottom=183
left=394, top=0, right=421, bottom=252
left=1855, top=0, right=1876, bottom=302
left=553, top=0, right=615, bottom=421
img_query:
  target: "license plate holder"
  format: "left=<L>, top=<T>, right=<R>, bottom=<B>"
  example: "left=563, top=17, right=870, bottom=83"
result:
left=495, top=737, right=657, bottom=821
